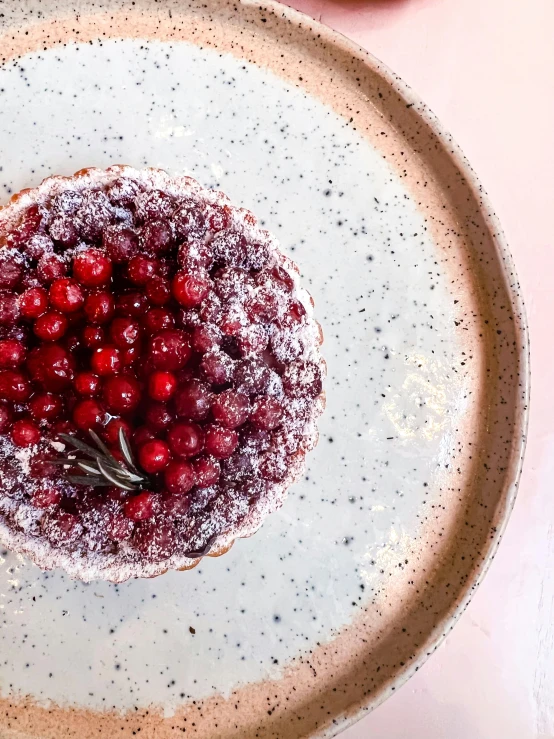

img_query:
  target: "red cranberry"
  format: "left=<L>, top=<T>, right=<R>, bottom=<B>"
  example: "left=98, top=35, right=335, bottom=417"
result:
left=20, top=287, right=48, bottom=320
left=49, top=278, right=84, bottom=313
left=25, top=233, right=54, bottom=260
left=251, top=398, right=283, bottom=430
left=51, top=189, right=83, bottom=215
left=127, top=256, right=157, bottom=285
left=0, top=292, right=20, bottom=325
left=49, top=216, right=79, bottom=247
left=144, top=402, right=173, bottom=430
left=31, top=487, right=62, bottom=509
left=116, top=291, right=148, bottom=317
left=107, top=177, right=141, bottom=207
left=73, top=249, right=112, bottom=287
left=50, top=419, right=77, bottom=438
left=286, top=300, right=307, bottom=324
left=270, top=265, right=295, bottom=292
left=178, top=240, right=214, bottom=271
left=192, top=323, right=221, bottom=354
left=164, top=460, right=195, bottom=494
left=208, top=204, right=232, bottom=231
left=192, top=456, right=221, bottom=488
left=103, top=225, right=139, bottom=263
left=172, top=271, right=211, bottom=308
left=81, top=326, right=105, bottom=349
left=74, top=371, right=101, bottom=396
left=148, top=329, right=191, bottom=371
left=0, top=403, right=12, bottom=431
left=12, top=418, right=40, bottom=447
left=174, top=203, right=206, bottom=239
left=138, top=439, right=171, bottom=474
left=200, top=350, right=235, bottom=385
left=103, top=418, right=132, bottom=446
left=91, top=345, right=121, bottom=376
left=133, top=519, right=176, bottom=558
left=102, top=375, right=141, bottom=414
left=83, top=291, right=114, bottom=325
left=43, top=510, right=82, bottom=544
left=212, top=390, right=250, bottom=429
left=133, top=425, right=157, bottom=448
left=27, top=344, right=75, bottom=391
left=124, top=492, right=155, bottom=521
left=148, top=371, right=177, bottom=402
left=143, top=308, right=175, bottom=335
left=174, top=380, right=212, bottom=421
left=145, top=276, right=171, bottom=306
left=120, top=343, right=141, bottom=367
left=29, top=393, right=63, bottom=421
left=135, top=189, right=174, bottom=221
left=109, top=317, right=140, bottom=348
left=167, top=422, right=204, bottom=459
left=162, top=493, right=191, bottom=517
left=141, top=220, right=173, bottom=255
left=34, top=311, right=68, bottom=342
left=234, top=358, right=272, bottom=395
left=37, top=253, right=67, bottom=284
left=245, top=289, right=280, bottom=323
left=0, top=370, right=31, bottom=402
left=105, top=510, right=134, bottom=541
left=0, top=339, right=26, bottom=368
left=73, top=399, right=105, bottom=430
left=204, top=425, right=239, bottom=459
left=219, top=313, right=242, bottom=337
left=7, top=204, right=42, bottom=248
left=0, top=256, right=22, bottom=289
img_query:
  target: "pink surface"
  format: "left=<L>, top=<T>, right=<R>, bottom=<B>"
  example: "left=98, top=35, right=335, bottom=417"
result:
left=284, top=0, right=554, bottom=737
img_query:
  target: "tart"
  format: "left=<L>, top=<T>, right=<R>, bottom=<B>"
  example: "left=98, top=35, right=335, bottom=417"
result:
left=0, top=166, right=324, bottom=582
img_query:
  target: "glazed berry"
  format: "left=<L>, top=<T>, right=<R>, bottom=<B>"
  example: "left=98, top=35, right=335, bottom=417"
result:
left=83, top=291, right=114, bottom=324
left=105, top=510, right=134, bottom=542
left=145, top=276, right=171, bottom=306
left=192, top=456, right=221, bottom=488
left=115, top=291, right=148, bottom=317
left=103, top=225, right=139, bottom=263
left=0, top=256, right=23, bottom=289
left=73, top=399, right=105, bottom=430
left=204, top=425, right=239, bottom=459
left=49, top=278, right=85, bottom=313
left=251, top=398, right=283, bottom=430
left=100, top=374, right=140, bottom=414
left=148, top=371, right=177, bottom=402
left=49, top=216, right=79, bottom=248
left=29, top=393, right=63, bottom=421
left=192, top=324, right=221, bottom=354
left=211, top=390, right=250, bottom=429
left=0, top=339, right=26, bottom=369
left=132, top=520, right=176, bottom=558
left=91, top=345, right=121, bottom=376
left=7, top=204, right=42, bottom=248
left=82, top=326, right=105, bottom=349
left=124, top=492, right=155, bottom=521
left=167, top=422, right=204, bottom=459
left=172, top=271, right=211, bottom=308
left=174, top=380, right=212, bottom=421
left=144, top=402, right=173, bottom=431
left=200, top=350, right=235, bottom=385
left=20, top=287, right=49, bottom=320
left=109, top=317, right=140, bottom=348
left=74, top=371, right=101, bottom=397
left=34, top=311, right=68, bottom=341
left=127, top=255, right=157, bottom=285
left=164, top=460, right=195, bottom=494
left=143, top=307, right=175, bottom=335
left=0, top=370, right=32, bottom=402
left=148, top=329, right=191, bottom=371
left=138, top=439, right=171, bottom=474
left=26, top=344, right=75, bottom=391
left=12, top=418, right=41, bottom=447
left=103, top=418, right=132, bottom=446
left=141, top=220, right=173, bottom=255
left=73, top=249, right=113, bottom=287
left=32, top=488, right=62, bottom=509
left=37, top=253, right=67, bottom=284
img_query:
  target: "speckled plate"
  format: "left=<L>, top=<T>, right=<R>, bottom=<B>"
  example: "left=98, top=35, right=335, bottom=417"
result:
left=0, top=2, right=528, bottom=738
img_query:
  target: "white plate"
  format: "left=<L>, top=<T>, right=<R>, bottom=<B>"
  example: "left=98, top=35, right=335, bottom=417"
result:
left=0, top=2, right=528, bottom=737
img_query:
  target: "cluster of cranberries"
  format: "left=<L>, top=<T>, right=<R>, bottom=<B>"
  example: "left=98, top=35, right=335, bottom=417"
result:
left=0, top=175, right=322, bottom=563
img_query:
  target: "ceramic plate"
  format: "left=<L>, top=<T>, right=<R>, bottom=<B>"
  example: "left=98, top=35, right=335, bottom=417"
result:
left=0, top=2, right=528, bottom=738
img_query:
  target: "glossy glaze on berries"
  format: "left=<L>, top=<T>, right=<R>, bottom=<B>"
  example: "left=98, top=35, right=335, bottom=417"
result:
left=0, top=166, right=324, bottom=582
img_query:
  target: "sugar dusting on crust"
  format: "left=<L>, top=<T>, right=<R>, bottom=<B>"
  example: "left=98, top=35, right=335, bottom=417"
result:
left=0, top=166, right=325, bottom=582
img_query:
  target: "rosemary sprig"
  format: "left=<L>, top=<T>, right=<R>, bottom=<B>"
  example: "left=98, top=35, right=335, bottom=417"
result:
left=54, top=428, right=150, bottom=492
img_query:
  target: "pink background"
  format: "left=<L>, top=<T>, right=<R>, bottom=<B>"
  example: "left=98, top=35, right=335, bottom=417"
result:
left=286, top=0, right=554, bottom=737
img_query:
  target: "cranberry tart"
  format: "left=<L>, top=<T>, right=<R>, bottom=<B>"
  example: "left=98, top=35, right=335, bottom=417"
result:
left=0, top=166, right=324, bottom=582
